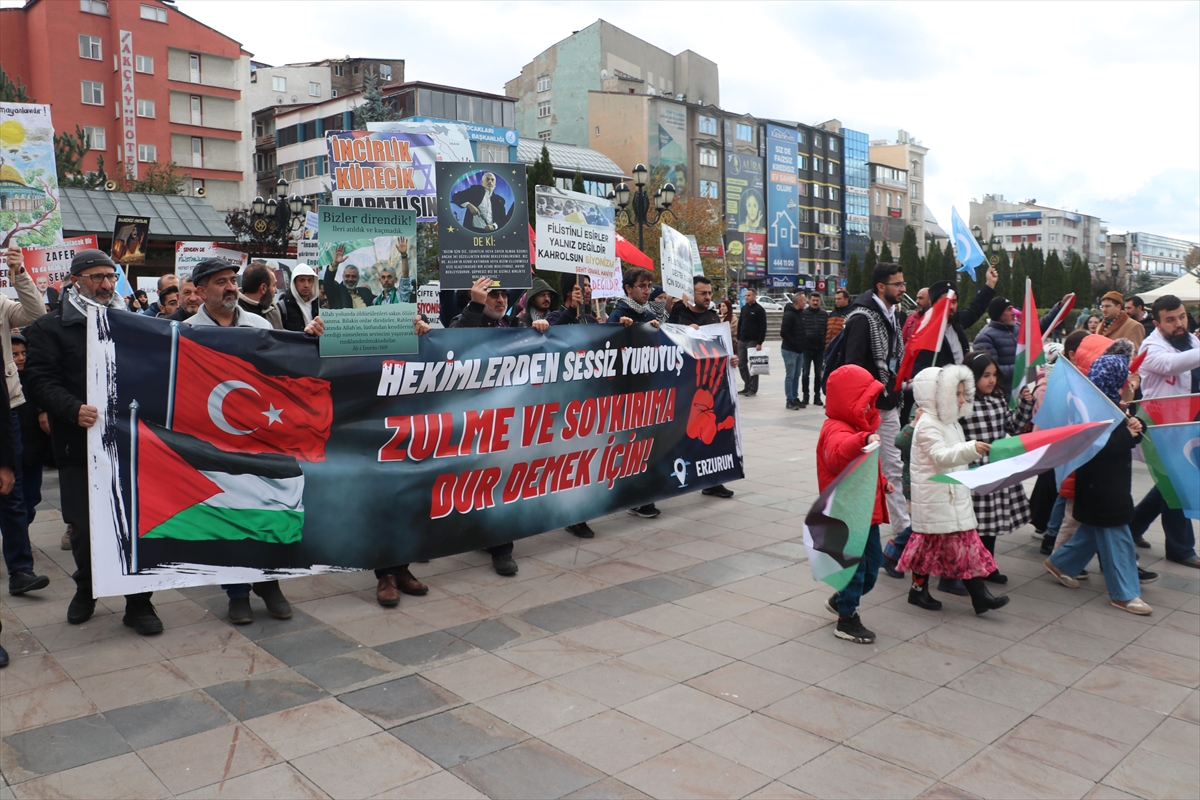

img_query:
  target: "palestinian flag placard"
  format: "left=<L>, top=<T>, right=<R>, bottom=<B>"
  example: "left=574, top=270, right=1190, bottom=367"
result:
left=137, top=420, right=304, bottom=544
left=933, top=422, right=1109, bottom=495
left=803, top=443, right=879, bottom=591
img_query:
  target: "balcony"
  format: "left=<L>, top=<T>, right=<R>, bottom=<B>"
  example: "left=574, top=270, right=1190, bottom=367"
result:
left=167, top=68, right=241, bottom=91
left=186, top=157, right=243, bottom=173
left=255, top=133, right=276, bottom=151
left=170, top=112, right=241, bottom=132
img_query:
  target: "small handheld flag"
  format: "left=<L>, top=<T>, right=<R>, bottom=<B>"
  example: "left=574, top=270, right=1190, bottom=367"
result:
left=1012, top=278, right=1044, bottom=407
left=1032, top=359, right=1125, bottom=487
left=1142, top=422, right=1200, bottom=520
left=894, top=292, right=953, bottom=390
left=803, top=442, right=880, bottom=591
left=932, top=422, right=1109, bottom=495
left=950, top=207, right=987, bottom=281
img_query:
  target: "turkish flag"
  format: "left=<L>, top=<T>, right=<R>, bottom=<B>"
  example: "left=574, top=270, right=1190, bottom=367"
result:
left=894, top=292, right=953, bottom=390
left=171, top=336, right=333, bottom=461
left=615, top=233, right=654, bottom=269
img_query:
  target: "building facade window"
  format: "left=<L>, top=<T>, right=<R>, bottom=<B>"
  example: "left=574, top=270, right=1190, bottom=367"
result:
left=700, top=180, right=719, bottom=198
left=272, top=75, right=286, bottom=92
left=813, top=157, right=823, bottom=172
left=135, top=54, right=153, bottom=73
left=814, top=185, right=824, bottom=199
left=828, top=162, right=838, bottom=176
left=476, top=142, right=509, bottom=162
left=139, top=3, right=167, bottom=22
left=79, top=0, right=108, bottom=15
left=537, top=100, right=551, bottom=118
left=698, top=115, right=717, bottom=135
left=309, top=82, right=321, bottom=97
left=1050, top=234, right=1058, bottom=242
left=797, top=182, right=809, bottom=197
left=136, top=99, right=155, bottom=117
left=78, top=35, right=102, bottom=60
left=814, top=134, right=823, bottom=148
left=699, top=148, right=718, bottom=168
left=334, top=64, right=344, bottom=76
left=536, top=75, right=551, bottom=92
left=797, top=155, right=808, bottom=170
left=137, top=144, right=156, bottom=161
left=378, top=64, right=392, bottom=80
left=80, top=81, right=103, bottom=105
left=538, top=130, right=552, bottom=141
left=830, top=187, right=840, bottom=201
left=82, top=126, right=105, bottom=150
left=829, top=138, right=839, bottom=152
left=736, top=123, right=753, bottom=141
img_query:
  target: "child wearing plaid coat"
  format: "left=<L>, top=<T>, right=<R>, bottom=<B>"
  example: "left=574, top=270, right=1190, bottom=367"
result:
left=961, top=351, right=1035, bottom=584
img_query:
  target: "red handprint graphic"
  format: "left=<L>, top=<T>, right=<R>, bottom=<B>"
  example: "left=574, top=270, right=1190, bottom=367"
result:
left=687, top=342, right=736, bottom=444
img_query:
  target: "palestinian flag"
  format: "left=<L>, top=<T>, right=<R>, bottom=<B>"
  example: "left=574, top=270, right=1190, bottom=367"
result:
left=137, top=420, right=304, bottom=543
left=1012, top=278, right=1043, bottom=407
left=802, top=442, right=879, bottom=591
left=932, top=422, right=1109, bottom=495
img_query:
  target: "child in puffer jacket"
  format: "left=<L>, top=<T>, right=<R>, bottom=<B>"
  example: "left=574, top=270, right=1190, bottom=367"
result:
left=897, top=365, right=1011, bottom=615
left=882, top=410, right=921, bottom=579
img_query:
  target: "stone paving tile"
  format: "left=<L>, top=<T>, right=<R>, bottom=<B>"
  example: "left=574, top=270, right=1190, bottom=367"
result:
left=616, top=742, right=771, bottom=799
left=1105, top=644, right=1200, bottom=688
left=618, top=638, right=733, bottom=682
left=541, top=710, right=681, bottom=775
left=74, top=660, right=197, bottom=712
left=293, top=649, right=409, bottom=693
left=338, top=674, right=463, bottom=728
left=847, top=715, right=986, bottom=780
left=745, top=640, right=857, bottom=684
left=374, top=630, right=479, bottom=667
left=760, top=685, right=889, bottom=742
left=477, top=681, right=607, bottom=736
left=136, top=723, right=281, bottom=795
left=685, top=661, right=805, bottom=711
left=390, top=705, right=527, bottom=769
left=444, top=616, right=529, bottom=651
left=292, top=731, right=442, bottom=799
left=995, top=716, right=1133, bottom=782
left=944, top=747, right=1096, bottom=800
left=8, top=752, right=168, bottom=800
left=451, top=739, right=605, bottom=800
left=817, top=661, right=940, bottom=713
left=945, top=663, right=1065, bottom=713
left=46, top=636, right=164, bottom=681
left=552, top=659, right=675, bottom=708
left=420, top=653, right=541, bottom=703
left=693, top=713, right=833, bottom=779
left=0, top=679, right=97, bottom=735
left=619, top=683, right=747, bottom=740
left=780, top=745, right=935, bottom=799
left=255, top=625, right=362, bottom=667
left=106, top=690, right=235, bottom=750
left=899, top=687, right=1029, bottom=744
left=518, top=599, right=610, bottom=633
left=204, top=669, right=328, bottom=722
left=557, top=618, right=668, bottom=656
left=0, top=714, right=131, bottom=783
left=1073, top=664, right=1193, bottom=715
left=1035, top=688, right=1165, bottom=745
left=372, top=769, right=488, bottom=799
left=243, top=697, right=381, bottom=760
left=176, top=763, right=329, bottom=799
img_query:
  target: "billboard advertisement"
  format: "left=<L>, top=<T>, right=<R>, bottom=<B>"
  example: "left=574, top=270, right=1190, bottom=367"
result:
left=724, top=153, right=765, bottom=275
left=765, top=124, right=799, bottom=276
left=656, top=104, right=688, bottom=193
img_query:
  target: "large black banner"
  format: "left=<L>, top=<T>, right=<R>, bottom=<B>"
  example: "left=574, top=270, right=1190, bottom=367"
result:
left=87, top=311, right=743, bottom=595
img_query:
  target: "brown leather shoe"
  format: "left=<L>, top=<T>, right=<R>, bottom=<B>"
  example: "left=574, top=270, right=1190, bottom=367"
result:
left=376, top=574, right=400, bottom=607
left=396, top=567, right=428, bottom=596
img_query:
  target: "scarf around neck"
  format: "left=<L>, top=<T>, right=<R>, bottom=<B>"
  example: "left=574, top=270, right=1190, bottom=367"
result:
left=1099, top=311, right=1130, bottom=338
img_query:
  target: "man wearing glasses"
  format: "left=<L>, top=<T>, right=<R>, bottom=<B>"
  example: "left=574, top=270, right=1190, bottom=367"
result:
left=23, top=250, right=163, bottom=635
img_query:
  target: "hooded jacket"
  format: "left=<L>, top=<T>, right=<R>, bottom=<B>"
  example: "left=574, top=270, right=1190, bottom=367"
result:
left=779, top=304, right=805, bottom=353
left=278, top=265, right=321, bottom=332
left=909, top=365, right=981, bottom=534
left=518, top=278, right=560, bottom=328
left=817, top=365, right=889, bottom=526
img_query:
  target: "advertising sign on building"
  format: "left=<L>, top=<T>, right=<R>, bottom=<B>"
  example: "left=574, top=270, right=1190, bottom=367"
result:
left=532, top=186, right=617, bottom=281
left=327, top=121, right=473, bottom=221
left=657, top=105, right=688, bottom=193
left=436, top=162, right=531, bottom=290
left=725, top=153, right=766, bottom=275
left=119, top=31, right=137, bottom=179
left=0, top=102, right=63, bottom=248
left=765, top=124, right=799, bottom=276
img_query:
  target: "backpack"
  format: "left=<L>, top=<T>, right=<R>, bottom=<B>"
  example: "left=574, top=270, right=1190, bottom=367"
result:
left=821, top=328, right=847, bottom=393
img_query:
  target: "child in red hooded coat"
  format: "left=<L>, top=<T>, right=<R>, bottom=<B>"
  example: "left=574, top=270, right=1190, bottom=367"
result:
left=817, top=364, right=894, bottom=644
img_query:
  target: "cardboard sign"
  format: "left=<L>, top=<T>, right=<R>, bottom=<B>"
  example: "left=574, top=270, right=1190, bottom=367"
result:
left=318, top=304, right=419, bottom=357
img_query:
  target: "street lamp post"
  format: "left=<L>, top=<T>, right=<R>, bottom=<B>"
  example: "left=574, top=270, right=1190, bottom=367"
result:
left=606, top=163, right=676, bottom=253
left=252, top=178, right=314, bottom=256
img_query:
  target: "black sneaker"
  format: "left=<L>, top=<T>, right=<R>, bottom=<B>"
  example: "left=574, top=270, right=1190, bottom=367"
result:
left=492, top=554, right=519, bottom=576
left=883, top=559, right=905, bottom=579
left=825, top=592, right=839, bottom=615
left=813, top=396, right=824, bottom=406
left=8, top=569, right=49, bottom=595
left=253, top=581, right=292, bottom=619
left=786, top=400, right=798, bottom=410
left=123, top=601, right=163, bottom=636
left=628, top=504, right=660, bottom=518
left=67, top=590, right=95, bottom=625
left=1137, top=567, right=1159, bottom=584
left=737, top=389, right=751, bottom=396
left=701, top=485, right=734, bottom=498
left=835, top=613, right=876, bottom=644
left=566, top=522, right=595, bottom=538
left=1039, top=535, right=1056, bottom=556
left=228, top=596, right=253, bottom=625
left=798, top=399, right=808, bottom=408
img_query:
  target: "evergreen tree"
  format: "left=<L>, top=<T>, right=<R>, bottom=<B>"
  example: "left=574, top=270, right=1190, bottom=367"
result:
left=353, top=70, right=399, bottom=129
left=526, top=144, right=554, bottom=230
left=898, top=226, right=921, bottom=296
left=863, top=240, right=878, bottom=291
left=1042, top=251, right=1065, bottom=306
left=571, top=169, right=585, bottom=193
left=1068, top=251, right=1092, bottom=304
left=879, top=239, right=895, bottom=263
left=1029, top=247, right=1046, bottom=302
left=1010, top=245, right=1028, bottom=309
left=923, top=239, right=940, bottom=284
left=846, top=252, right=861, bottom=295
left=994, top=246, right=1012, bottom=299
left=942, top=238, right=959, bottom=284
left=0, top=67, right=32, bottom=102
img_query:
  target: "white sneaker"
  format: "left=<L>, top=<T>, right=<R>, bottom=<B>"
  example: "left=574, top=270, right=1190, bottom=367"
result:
left=1112, top=597, right=1153, bottom=615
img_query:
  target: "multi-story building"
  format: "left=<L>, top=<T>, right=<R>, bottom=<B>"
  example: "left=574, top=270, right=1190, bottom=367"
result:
left=869, top=162, right=908, bottom=253
left=0, top=0, right=252, bottom=211
left=244, top=57, right=406, bottom=115
left=506, top=20, right=719, bottom=150
left=798, top=122, right=844, bottom=287
left=970, top=194, right=1108, bottom=268
left=870, top=131, right=928, bottom=254
left=820, top=120, right=869, bottom=269
left=1117, top=232, right=1198, bottom=279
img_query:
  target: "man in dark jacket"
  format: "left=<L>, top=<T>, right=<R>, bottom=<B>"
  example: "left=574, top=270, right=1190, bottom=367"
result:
left=913, top=268, right=998, bottom=372
left=780, top=293, right=806, bottom=409
left=237, top=261, right=284, bottom=329
left=973, top=294, right=1066, bottom=397
left=324, top=246, right=377, bottom=309
left=166, top=279, right=202, bottom=322
left=606, top=268, right=660, bottom=328
left=1124, top=295, right=1155, bottom=339
left=800, top=293, right=829, bottom=407
left=22, top=249, right=163, bottom=635
left=842, top=262, right=908, bottom=536
left=736, top=289, right=767, bottom=396
left=518, top=277, right=559, bottom=328
left=547, top=276, right=598, bottom=325
left=451, top=171, right=511, bottom=232
left=824, top=289, right=851, bottom=346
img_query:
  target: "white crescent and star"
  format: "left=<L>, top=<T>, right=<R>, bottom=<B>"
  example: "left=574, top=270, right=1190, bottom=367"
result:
left=207, top=381, right=284, bottom=436
left=1066, top=392, right=1090, bottom=423
left=1184, top=437, right=1200, bottom=470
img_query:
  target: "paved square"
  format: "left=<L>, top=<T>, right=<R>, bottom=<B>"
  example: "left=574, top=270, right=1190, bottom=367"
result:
left=1, top=370, right=1196, bottom=798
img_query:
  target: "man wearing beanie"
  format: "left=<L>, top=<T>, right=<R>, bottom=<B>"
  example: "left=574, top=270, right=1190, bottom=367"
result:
left=1098, top=290, right=1145, bottom=348
left=974, top=293, right=1069, bottom=397
left=22, top=249, right=163, bottom=634
left=913, top=267, right=998, bottom=373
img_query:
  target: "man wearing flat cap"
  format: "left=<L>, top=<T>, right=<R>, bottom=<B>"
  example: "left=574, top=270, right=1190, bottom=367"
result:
left=22, top=249, right=163, bottom=634
left=1098, top=290, right=1145, bottom=348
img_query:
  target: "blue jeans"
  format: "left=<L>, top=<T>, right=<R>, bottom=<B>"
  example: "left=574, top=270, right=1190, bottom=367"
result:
left=835, top=524, right=882, bottom=617
left=1046, top=495, right=1067, bottom=538
left=1050, top=523, right=1140, bottom=602
left=223, top=583, right=251, bottom=598
left=781, top=348, right=801, bottom=402
left=0, top=411, right=33, bottom=574
left=884, top=526, right=911, bottom=563
left=1130, top=487, right=1196, bottom=563
left=800, top=349, right=824, bottom=399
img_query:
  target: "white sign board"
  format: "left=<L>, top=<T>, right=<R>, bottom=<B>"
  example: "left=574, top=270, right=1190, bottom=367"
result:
left=417, top=281, right=443, bottom=329
left=686, top=234, right=703, bottom=275
left=174, top=242, right=247, bottom=281
left=659, top=223, right=693, bottom=300
left=532, top=186, right=618, bottom=282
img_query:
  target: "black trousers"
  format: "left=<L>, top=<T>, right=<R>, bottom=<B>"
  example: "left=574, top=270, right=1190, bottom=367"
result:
left=60, top=464, right=150, bottom=604
left=1029, top=471, right=1058, bottom=532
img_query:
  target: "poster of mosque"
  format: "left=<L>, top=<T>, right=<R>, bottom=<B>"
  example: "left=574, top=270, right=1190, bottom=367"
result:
left=0, top=103, right=63, bottom=249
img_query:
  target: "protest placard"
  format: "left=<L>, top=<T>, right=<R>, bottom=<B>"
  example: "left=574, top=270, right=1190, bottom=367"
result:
left=659, top=223, right=694, bottom=300
left=436, top=163, right=531, bottom=290
left=4, top=235, right=97, bottom=300
left=418, top=281, right=443, bottom=328
left=86, top=311, right=742, bottom=594
left=326, top=122, right=473, bottom=220
left=590, top=260, right=624, bottom=299
left=316, top=206, right=417, bottom=309
left=111, top=216, right=150, bottom=265
left=532, top=186, right=617, bottom=281
left=174, top=242, right=248, bottom=281
left=319, top=304, right=418, bottom=357
left=0, top=102, right=63, bottom=248
left=686, top=234, right=704, bottom=275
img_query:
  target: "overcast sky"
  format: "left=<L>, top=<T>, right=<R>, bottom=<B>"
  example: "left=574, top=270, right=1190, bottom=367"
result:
left=181, top=0, right=1200, bottom=242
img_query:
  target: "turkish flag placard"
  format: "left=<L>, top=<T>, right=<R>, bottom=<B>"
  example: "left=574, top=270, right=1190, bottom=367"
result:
left=172, top=336, right=333, bottom=461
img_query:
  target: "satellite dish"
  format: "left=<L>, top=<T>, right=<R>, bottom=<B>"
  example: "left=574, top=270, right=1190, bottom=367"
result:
left=600, top=69, right=608, bottom=79
left=290, top=95, right=297, bottom=103
left=646, top=86, right=654, bottom=95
